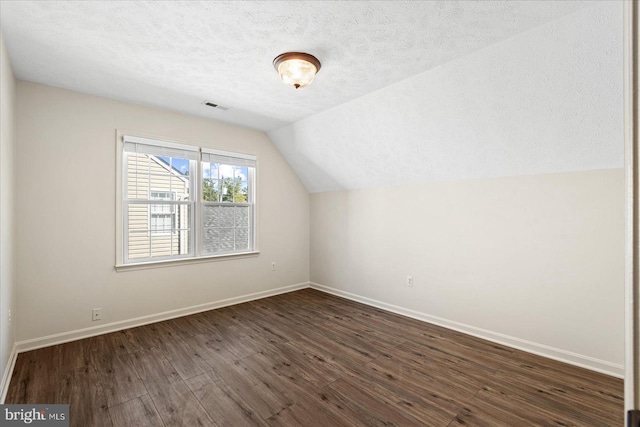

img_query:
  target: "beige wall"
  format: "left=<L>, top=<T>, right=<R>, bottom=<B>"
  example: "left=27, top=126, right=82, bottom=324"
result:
left=310, top=169, right=625, bottom=376
left=14, top=81, right=309, bottom=342
left=0, top=30, right=16, bottom=390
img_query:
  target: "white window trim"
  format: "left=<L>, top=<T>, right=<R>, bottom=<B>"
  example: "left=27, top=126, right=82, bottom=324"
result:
left=115, top=130, right=259, bottom=270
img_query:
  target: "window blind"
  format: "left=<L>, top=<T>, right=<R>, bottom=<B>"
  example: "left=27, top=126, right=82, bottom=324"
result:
left=123, top=135, right=200, bottom=160
left=202, top=149, right=256, bottom=168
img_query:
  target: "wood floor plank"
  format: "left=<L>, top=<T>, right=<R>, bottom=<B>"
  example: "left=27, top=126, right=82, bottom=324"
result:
left=56, top=338, right=93, bottom=373
left=5, top=289, right=623, bottom=426
left=109, top=395, right=164, bottom=427
left=503, top=348, right=623, bottom=398
left=292, top=322, right=378, bottom=365
left=212, top=319, right=278, bottom=359
left=446, top=399, right=538, bottom=427
left=5, top=354, right=31, bottom=403
left=261, top=341, right=342, bottom=388
left=88, top=332, right=129, bottom=367
left=129, top=346, right=181, bottom=388
left=157, top=336, right=211, bottom=381
left=281, top=338, right=348, bottom=385
left=371, top=343, right=491, bottom=398
left=485, top=372, right=622, bottom=426
left=182, top=333, right=237, bottom=368
left=266, top=393, right=362, bottom=427
left=5, top=346, right=63, bottom=404
left=140, top=321, right=181, bottom=346
left=211, top=359, right=293, bottom=420
left=147, top=379, right=216, bottom=427
left=340, top=359, right=463, bottom=424
left=95, top=352, right=148, bottom=408
left=323, top=378, right=429, bottom=427
left=241, top=349, right=319, bottom=405
left=465, top=385, right=606, bottom=427
left=235, top=300, right=304, bottom=343
left=118, top=325, right=163, bottom=354
left=495, top=364, right=622, bottom=409
left=186, top=371, right=268, bottom=427
left=182, top=312, right=221, bottom=335
left=58, top=366, right=112, bottom=427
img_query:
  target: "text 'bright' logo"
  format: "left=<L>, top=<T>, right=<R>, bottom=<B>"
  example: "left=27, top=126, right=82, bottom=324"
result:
left=4, top=408, right=46, bottom=424
left=1, top=405, right=68, bottom=425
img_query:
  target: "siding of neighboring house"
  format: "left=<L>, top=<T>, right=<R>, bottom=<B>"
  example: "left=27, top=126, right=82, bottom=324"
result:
left=126, top=153, right=190, bottom=260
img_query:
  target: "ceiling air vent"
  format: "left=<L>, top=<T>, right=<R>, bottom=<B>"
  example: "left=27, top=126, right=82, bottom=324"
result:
left=202, top=101, right=230, bottom=111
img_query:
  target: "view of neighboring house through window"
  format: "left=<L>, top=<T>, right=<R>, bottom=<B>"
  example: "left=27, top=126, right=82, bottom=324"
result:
left=150, top=191, right=176, bottom=234
left=121, top=135, right=255, bottom=265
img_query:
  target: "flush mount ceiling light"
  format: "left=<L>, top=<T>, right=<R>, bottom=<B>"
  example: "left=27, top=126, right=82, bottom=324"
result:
left=273, top=52, right=321, bottom=89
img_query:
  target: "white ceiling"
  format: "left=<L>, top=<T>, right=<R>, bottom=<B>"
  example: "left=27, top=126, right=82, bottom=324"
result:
left=0, top=1, right=596, bottom=132
left=269, top=1, right=623, bottom=192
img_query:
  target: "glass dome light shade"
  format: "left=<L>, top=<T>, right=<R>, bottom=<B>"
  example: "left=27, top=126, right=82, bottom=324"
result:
left=273, top=52, right=321, bottom=89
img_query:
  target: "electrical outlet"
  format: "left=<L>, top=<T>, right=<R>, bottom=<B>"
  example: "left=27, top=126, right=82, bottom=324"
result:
left=92, top=308, right=103, bottom=321
left=407, top=275, right=414, bottom=287
left=8, top=309, right=11, bottom=323
left=272, top=262, right=276, bottom=271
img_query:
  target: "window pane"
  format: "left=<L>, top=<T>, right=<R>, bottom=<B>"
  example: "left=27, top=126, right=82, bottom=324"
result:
left=126, top=153, right=190, bottom=202
left=127, top=204, right=148, bottom=232
left=219, top=228, right=234, bottom=252
left=203, top=228, right=219, bottom=254
left=128, top=230, right=150, bottom=260
left=203, top=179, right=219, bottom=202
left=151, top=233, right=172, bottom=258
left=235, top=228, right=249, bottom=250
left=126, top=202, right=192, bottom=261
left=233, top=166, right=248, bottom=181
left=220, top=177, right=233, bottom=202
left=235, top=206, right=249, bottom=227
left=126, top=154, right=151, bottom=200
left=235, top=180, right=248, bottom=202
left=210, top=163, right=219, bottom=180
left=219, top=205, right=234, bottom=227
left=203, top=205, right=219, bottom=228
left=159, top=156, right=190, bottom=176
left=204, top=163, right=249, bottom=204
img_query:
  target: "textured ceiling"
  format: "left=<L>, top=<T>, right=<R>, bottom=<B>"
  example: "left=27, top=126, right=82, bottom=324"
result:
left=0, top=0, right=595, bottom=132
left=269, top=1, right=623, bottom=192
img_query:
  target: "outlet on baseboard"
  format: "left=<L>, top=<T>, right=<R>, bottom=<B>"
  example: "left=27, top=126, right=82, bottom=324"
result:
left=92, top=308, right=103, bottom=321
left=272, top=262, right=276, bottom=271
left=8, top=309, right=11, bottom=323
left=407, top=275, right=414, bottom=287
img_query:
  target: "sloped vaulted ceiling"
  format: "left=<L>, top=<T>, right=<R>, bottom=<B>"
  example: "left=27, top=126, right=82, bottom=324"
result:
left=268, top=1, right=624, bottom=193
left=0, top=1, right=622, bottom=192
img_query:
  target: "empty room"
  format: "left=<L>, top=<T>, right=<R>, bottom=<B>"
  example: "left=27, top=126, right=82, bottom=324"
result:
left=0, top=0, right=635, bottom=426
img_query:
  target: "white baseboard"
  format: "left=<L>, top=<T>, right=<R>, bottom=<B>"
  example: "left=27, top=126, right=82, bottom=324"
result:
left=310, top=282, right=624, bottom=379
left=0, top=343, right=18, bottom=403
left=15, top=282, right=310, bottom=354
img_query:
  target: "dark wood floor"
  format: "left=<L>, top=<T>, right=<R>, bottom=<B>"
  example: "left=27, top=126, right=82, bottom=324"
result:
left=6, top=289, right=622, bottom=426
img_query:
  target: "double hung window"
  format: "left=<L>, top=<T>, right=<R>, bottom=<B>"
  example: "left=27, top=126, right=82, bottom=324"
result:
left=121, top=135, right=256, bottom=265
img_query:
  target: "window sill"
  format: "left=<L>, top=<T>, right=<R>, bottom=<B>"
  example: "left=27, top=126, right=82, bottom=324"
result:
left=115, top=251, right=260, bottom=272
